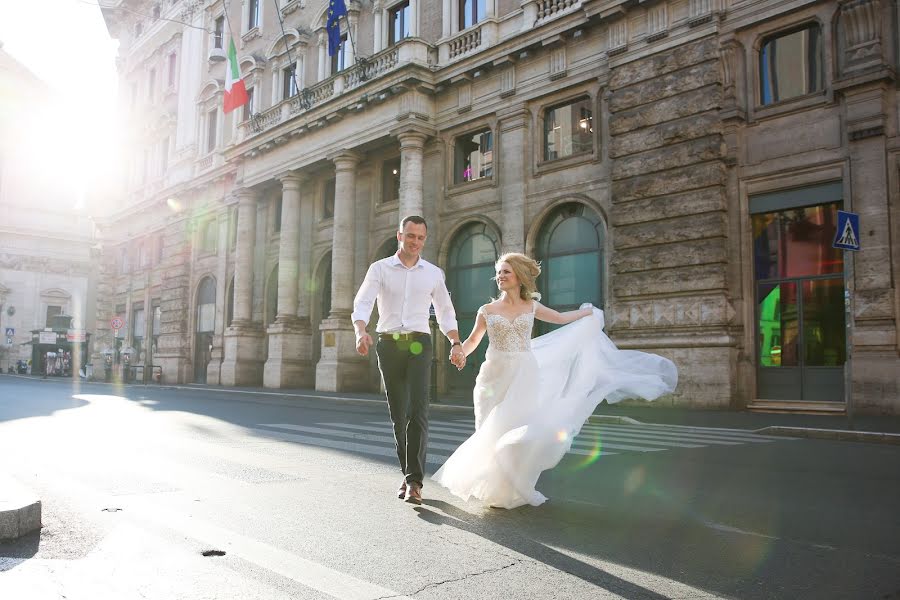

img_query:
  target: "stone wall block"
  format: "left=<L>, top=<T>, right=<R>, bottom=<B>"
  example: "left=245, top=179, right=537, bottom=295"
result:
left=610, top=86, right=722, bottom=135
left=608, top=294, right=734, bottom=330
left=612, top=162, right=726, bottom=203
left=613, top=264, right=727, bottom=298
left=609, top=36, right=719, bottom=89
left=854, top=287, right=896, bottom=320
left=609, top=61, right=720, bottom=113
left=613, top=237, right=727, bottom=273
left=612, top=135, right=725, bottom=180
left=614, top=212, right=727, bottom=249
left=611, top=112, right=723, bottom=158
left=612, top=187, right=726, bottom=226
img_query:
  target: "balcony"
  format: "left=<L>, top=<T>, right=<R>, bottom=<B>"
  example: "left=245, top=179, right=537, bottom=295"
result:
left=239, top=42, right=418, bottom=140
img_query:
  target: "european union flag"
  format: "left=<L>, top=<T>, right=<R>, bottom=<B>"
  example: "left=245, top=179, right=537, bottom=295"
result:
left=327, top=0, right=348, bottom=56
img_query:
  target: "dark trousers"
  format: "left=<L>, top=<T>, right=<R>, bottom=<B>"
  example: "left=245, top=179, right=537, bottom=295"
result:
left=375, top=334, right=432, bottom=487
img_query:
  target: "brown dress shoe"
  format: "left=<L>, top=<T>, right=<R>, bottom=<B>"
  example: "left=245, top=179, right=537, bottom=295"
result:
left=404, top=484, right=422, bottom=505
left=398, top=481, right=407, bottom=500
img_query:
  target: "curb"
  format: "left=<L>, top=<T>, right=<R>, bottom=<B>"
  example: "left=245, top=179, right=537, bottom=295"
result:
left=755, top=426, right=900, bottom=445
left=0, top=477, right=41, bottom=541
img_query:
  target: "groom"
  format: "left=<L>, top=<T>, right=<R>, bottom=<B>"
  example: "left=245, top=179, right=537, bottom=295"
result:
left=352, top=216, right=466, bottom=505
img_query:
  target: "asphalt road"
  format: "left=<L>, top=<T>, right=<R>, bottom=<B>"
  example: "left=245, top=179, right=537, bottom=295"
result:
left=1, top=376, right=899, bottom=599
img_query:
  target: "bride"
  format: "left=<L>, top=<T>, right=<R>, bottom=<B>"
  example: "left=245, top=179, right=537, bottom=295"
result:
left=432, top=253, right=678, bottom=509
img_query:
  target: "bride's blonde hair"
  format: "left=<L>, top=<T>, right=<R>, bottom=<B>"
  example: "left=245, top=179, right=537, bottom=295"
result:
left=495, top=253, right=541, bottom=301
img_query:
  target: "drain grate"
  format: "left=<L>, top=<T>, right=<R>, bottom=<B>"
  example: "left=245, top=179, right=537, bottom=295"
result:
left=201, top=550, right=226, bottom=557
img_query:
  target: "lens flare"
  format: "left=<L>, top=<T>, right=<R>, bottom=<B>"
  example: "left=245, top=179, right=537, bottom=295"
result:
left=409, top=341, right=423, bottom=355
left=166, top=198, right=182, bottom=212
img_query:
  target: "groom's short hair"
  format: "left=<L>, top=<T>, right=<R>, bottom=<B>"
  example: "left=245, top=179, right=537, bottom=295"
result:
left=400, top=215, right=428, bottom=231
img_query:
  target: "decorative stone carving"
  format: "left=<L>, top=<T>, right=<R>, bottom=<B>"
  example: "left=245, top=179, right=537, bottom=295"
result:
left=837, top=0, right=884, bottom=75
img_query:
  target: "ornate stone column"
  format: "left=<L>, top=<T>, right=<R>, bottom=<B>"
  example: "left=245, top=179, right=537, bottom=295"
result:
left=373, top=0, right=384, bottom=52
left=395, top=127, right=430, bottom=219
left=498, top=107, right=529, bottom=253
left=316, top=151, right=368, bottom=391
left=317, top=30, right=327, bottom=81
left=220, top=188, right=265, bottom=386
left=409, top=0, right=419, bottom=37
left=264, top=173, right=308, bottom=388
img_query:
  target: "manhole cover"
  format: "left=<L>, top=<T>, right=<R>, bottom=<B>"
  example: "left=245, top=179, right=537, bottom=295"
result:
left=201, top=550, right=226, bottom=557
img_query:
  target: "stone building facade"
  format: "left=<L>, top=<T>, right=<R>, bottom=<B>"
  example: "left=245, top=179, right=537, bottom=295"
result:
left=0, top=45, right=97, bottom=374
left=97, top=0, right=900, bottom=414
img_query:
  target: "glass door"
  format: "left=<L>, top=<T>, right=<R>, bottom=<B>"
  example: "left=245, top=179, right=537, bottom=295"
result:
left=752, top=201, right=845, bottom=401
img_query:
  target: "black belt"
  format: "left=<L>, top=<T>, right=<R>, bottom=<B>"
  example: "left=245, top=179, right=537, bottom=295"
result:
left=378, top=332, right=430, bottom=342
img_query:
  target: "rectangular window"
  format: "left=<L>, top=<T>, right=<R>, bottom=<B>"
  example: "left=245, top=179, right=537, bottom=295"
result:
left=202, top=219, right=218, bottom=253
left=132, top=303, right=146, bottom=360
left=389, top=2, right=410, bottom=46
left=229, top=208, right=238, bottom=250
left=160, top=137, right=169, bottom=175
left=120, top=248, right=130, bottom=273
left=45, top=305, right=62, bottom=328
left=323, top=178, right=336, bottom=219
left=248, top=0, right=260, bottom=29
left=151, top=302, right=161, bottom=362
left=282, top=65, right=298, bottom=100
left=760, top=24, right=823, bottom=105
left=148, top=68, right=156, bottom=98
left=543, top=97, right=594, bottom=161
left=156, top=235, right=164, bottom=264
left=273, top=196, right=282, bottom=232
left=130, top=82, right=138, bottom=108
left=243, top=87, right=255, bottom=122
left=382, top=157, right=401, bottom=203
left=454, top=129, right=493, bottom=184
left=330, top=35, right=348, bottom=74
left=206, top=108, right=217, bottom=153
left=167, top=52, right=177, bottom=87
left=459, top=0, right=486, bottom=29
left=214, top=16, right=225, bottom=49
left=139, top=243, right=150, bottom=268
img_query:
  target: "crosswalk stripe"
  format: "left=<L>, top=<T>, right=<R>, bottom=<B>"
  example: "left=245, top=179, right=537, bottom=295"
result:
left=258, top=423, right=462, bottom=452
left=584, top=427, right=749, bottom=446
left=432, top=419, right=782, bottom=444
left=248, top=427, right=451, bottom=465
left=256, top=424, right=621, bottom=458
left=321, top=422, right=687, bottom=451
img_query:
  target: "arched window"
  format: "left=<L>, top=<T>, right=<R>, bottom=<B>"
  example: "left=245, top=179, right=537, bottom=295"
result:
left=265, top=264, right=279, bottom=325
left=446, top=222, right=500, bottom=390
left=196, top=277, right=216, bottom=333
left=535, top=203, right=605, bottom=333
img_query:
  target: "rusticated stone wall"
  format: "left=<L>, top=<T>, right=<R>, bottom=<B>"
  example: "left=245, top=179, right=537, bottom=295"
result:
left=607, top=36, right=739, bottom=408
left=155, top=219, right=192, bottom=384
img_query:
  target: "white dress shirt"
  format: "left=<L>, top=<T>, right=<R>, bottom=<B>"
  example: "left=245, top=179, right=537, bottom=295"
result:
left=352, top=254, right=459, bottom=336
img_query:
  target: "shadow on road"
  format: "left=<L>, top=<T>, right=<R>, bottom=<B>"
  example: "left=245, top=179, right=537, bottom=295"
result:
left=415, top=499, right=677, bottom=600
left=0, top=376, right=89, bottom=423
left=0, top=529, right=41, bottom=564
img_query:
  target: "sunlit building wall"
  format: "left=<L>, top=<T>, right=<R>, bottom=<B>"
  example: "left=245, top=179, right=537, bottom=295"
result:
left=95, top=0, right=900, bottom=414
left=0, top=44, right=97, bottom=374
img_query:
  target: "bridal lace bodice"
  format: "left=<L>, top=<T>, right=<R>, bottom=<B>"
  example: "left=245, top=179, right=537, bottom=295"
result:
left=479, top=306, right=535, bottom=353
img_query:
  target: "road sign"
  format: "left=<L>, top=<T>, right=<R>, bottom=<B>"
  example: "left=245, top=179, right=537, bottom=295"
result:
left=833, top=210, right=860, bottom=251
left=111, top=317, right=124, bottom=330
left=4, top=328, right=13, bottom=337
left=66, top=329, right=87, bottom=343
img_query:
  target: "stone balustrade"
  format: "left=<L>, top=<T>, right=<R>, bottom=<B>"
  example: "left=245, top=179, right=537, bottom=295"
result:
left=448, top=26, right=483, bottom=59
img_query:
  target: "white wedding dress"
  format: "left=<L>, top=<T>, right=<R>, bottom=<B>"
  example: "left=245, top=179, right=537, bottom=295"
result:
left=432, top=301, right=678, bottom=509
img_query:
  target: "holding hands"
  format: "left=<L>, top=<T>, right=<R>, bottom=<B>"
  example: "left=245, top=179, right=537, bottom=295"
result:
left=449, top=342, right=466, bottom=370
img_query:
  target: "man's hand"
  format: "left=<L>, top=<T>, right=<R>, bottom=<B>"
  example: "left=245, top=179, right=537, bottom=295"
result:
left=449, top=344, right=466, bottom=370
left=356, top=332, right=373, bottom=356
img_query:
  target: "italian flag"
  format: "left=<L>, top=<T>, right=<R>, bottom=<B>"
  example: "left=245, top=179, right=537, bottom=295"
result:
left=223, top=38, right=249, bottom=114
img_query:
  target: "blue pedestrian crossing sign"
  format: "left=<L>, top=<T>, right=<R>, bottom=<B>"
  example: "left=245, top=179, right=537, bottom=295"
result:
left=832, top=210, right=860, bottom=251
left=4, top=328, right=13, bottom=337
